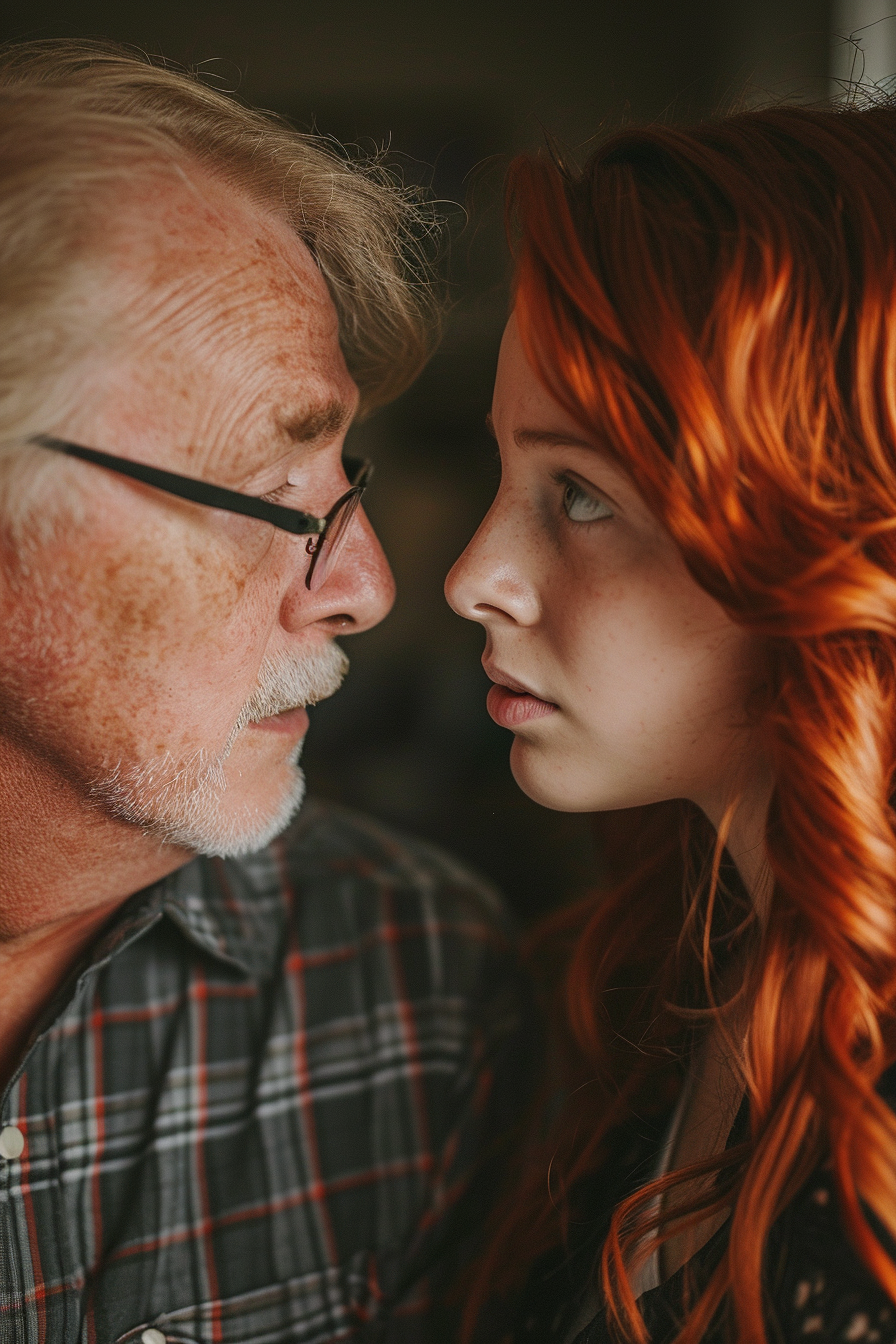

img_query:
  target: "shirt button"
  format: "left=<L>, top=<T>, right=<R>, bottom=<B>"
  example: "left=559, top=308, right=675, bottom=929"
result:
left=141, top=1330, right=167, bottom=1344
left=0, top=1126, right=24, bottom=1160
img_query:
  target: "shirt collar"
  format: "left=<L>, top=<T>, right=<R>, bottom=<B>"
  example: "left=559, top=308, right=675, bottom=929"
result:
left=87, top=842, right=290, bottom=982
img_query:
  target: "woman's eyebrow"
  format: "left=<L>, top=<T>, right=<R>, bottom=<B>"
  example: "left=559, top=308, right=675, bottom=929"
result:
left=485, top=412, right=597, bottom=453
left=513, top=427, right=596, bottom=451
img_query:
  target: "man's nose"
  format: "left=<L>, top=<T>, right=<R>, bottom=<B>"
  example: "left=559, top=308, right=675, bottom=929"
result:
left=280, top=506, right=396, bottom=635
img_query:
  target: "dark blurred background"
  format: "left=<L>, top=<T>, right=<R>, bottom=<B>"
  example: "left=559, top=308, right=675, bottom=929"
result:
left=4, top=0, right=889, bottom=919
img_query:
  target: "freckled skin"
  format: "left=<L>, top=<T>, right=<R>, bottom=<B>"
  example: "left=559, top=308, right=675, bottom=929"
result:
left=0, top=165, right=395, bottom=1079
left=446, top=316, right=771, bottom=850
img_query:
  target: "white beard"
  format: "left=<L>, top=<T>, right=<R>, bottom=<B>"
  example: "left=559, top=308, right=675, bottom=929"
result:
left=89, top=642, right=348, bottom=858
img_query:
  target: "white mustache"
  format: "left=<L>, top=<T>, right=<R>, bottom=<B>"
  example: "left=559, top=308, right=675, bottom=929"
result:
left=232, top=641, right=349, bottom=732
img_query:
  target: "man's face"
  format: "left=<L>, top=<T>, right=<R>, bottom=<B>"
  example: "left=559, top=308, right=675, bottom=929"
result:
left=0, top=166, right=395, bottom=858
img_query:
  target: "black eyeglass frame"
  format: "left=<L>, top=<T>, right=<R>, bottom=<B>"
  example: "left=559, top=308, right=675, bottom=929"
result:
left=30, top=434, right=373, bottom=590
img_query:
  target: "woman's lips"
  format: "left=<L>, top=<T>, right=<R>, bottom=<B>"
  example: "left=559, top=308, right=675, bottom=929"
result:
left=486, top=682, right=557, bottom=728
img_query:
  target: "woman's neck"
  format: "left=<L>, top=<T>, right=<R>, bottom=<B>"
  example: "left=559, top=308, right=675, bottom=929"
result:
left=702, top=769, right=775, bottom=922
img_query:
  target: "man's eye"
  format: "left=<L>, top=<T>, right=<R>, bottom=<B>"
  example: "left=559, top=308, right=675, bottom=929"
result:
left=262, top=482, right=296, bottom=504
left=562, top=480, right=613, bottom=523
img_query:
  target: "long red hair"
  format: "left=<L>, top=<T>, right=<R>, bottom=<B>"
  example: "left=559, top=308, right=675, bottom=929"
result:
left=468, top=105, right=896, bottom=1343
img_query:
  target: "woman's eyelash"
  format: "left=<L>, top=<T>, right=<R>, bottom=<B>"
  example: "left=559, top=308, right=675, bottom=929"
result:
left=553, top=472, right=614, bottom=522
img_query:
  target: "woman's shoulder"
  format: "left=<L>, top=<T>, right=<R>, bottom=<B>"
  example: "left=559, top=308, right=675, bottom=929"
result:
left=755, top=1062, right=896, bottom=1341
left=761, top=1166, right=896, bottom=1344
left=568, top=1169, right=896, bottom=1344
left=562, top=1066, right=896, bottom=1344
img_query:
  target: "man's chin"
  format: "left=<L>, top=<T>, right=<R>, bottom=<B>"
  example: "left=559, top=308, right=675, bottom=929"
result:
left=190, top=765, right=308, bottom=858
left=92, top=748, right=308, bottom=859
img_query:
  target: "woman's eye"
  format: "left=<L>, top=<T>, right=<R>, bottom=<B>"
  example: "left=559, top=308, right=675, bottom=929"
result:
left=562, top=480, right=613, bottom=523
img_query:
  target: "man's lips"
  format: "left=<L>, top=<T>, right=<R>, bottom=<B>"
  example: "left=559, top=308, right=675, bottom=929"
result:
left=250, top=705, right=310, bottom=736
left=483, top=664, right=557, bottom=729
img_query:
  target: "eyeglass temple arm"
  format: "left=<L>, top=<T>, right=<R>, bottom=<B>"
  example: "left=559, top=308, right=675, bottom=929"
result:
left=30, top=435, right=328, bottom=536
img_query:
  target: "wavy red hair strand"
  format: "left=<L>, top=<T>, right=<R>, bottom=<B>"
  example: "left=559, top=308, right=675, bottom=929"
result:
left=465, top=105, right=896, bottom=1344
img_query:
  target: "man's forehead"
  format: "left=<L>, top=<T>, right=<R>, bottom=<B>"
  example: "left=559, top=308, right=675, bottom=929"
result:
left=105, top=164, right=330, bottom=321
left=73, top=164, right=358, bottom=474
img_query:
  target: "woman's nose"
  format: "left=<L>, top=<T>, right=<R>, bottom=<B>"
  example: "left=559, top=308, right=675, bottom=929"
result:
left=445, top=504, right=541, bottom=627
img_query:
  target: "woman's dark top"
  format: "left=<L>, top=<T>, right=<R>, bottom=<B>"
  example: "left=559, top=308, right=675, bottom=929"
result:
left=514, top=1067, right=896, bottom=1343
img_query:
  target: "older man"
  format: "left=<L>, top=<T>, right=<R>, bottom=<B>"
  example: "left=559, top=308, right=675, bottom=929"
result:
left=0, top=41, right=520, bottom=1344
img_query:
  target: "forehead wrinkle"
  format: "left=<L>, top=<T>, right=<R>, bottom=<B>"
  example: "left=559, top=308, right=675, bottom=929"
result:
left=102, top=165, right=327, bottom=343
left=115, top=218, right=322, bottom=343
left=133, top=263, right=311, bottom=354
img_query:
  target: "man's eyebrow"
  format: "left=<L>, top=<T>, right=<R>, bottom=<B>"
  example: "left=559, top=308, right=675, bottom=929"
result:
left=278, top=399, right=353, bottom=444
left=513, top=427, right=596, bottom=451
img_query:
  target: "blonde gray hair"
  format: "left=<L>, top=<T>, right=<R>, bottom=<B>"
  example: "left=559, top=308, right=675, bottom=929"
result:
left=0, top=38, right=440, bottom=502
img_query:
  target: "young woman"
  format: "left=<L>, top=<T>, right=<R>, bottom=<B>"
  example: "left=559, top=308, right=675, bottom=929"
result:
left=446, top=105, right=896, bottom=1343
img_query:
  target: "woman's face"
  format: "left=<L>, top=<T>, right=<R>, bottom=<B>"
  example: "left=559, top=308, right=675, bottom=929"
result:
left=445, top=316, right=766, bottom=824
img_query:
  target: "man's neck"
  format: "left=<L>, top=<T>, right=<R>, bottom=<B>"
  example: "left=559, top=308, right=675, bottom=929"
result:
left=0, top=733, right=190, bottom=932
left=0, top=734, right=191, bottom=1090
left=0, top=902, right=129, bottom=1092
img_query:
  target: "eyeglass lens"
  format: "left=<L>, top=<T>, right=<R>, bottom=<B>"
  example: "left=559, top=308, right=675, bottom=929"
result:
left=305, top=489, right=364, bottom=591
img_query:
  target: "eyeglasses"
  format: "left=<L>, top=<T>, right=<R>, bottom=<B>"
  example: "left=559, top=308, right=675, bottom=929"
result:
left=30, top=435, right=373, bottom=592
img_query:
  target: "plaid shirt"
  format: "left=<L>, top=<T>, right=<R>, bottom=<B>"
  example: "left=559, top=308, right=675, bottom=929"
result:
left=0, top=799, right=523, bottom=1344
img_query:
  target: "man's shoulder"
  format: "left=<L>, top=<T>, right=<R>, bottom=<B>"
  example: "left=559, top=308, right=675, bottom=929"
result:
left=292, top=797, right=498, bottom=890
left=234, top=796, right=512, bottom=946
